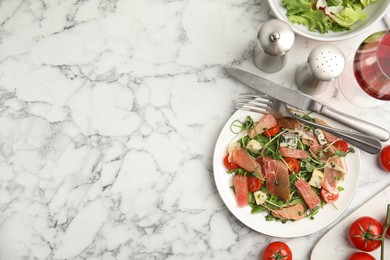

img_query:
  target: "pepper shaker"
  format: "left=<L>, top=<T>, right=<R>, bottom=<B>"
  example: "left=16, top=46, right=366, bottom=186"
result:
left=253, top=19, right=295, bottom=73
left=295, top=44, right=345, bottom=95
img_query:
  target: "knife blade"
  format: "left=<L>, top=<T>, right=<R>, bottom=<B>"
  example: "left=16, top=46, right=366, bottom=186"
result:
left=225, top=66, right=390, bottom=142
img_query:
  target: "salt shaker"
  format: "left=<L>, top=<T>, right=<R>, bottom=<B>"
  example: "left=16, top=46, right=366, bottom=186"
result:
left=295, top=44, right=345, bottom=95
left=253, top=19, right=295, bottom=73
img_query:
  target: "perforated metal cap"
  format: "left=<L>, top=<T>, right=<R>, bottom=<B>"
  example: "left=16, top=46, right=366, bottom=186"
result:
left=307, top=44, right=345, bottom=81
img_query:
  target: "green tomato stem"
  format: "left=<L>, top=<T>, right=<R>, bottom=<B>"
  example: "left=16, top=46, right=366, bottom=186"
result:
left=380, top=204, right=390, bottom=260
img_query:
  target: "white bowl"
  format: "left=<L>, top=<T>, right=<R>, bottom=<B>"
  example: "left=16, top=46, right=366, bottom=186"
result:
left=267, top=0, right=390, bottom=41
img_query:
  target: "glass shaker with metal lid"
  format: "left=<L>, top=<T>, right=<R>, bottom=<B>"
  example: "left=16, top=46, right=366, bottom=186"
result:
left=253, top=19, right=295, bottom=73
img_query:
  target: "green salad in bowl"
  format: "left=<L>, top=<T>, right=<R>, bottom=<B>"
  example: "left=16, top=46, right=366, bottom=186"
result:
left=268, top=0, right=390, bottom=41
left=283, top=0, right=378, bottom=34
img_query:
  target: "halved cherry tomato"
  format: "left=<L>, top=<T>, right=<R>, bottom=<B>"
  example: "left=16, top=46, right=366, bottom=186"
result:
left=262, top=241, right=292, bottom=260
left=284, top=157, right=300, bottom=174
left=379, top=145, right=390, bottom=172
left=333, top=140, right=349, bottom=153
left=263, top=124, right=280, bottom=138
left=247, top=176, right=262, bottom=192
left=320, top=188, right=339, bottom=203
left=224, top=154, right=239, bottom=170
left=348, top=216, right=383, bottom=252
left=348, top=252, right=375, bottom=260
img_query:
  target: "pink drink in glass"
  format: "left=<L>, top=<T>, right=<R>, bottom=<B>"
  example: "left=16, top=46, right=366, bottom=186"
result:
left=353, top=30, right=390, bottom=101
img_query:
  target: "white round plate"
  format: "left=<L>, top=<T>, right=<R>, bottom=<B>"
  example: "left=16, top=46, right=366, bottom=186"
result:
left=267, top=0, right=390, bottom=41
left=213, top=110, right=361, bottom=238
left=311, top=185, right=390, bottom=259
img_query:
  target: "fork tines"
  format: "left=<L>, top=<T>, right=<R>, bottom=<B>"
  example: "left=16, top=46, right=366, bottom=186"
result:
left=234, top=94, right=273, bottom=114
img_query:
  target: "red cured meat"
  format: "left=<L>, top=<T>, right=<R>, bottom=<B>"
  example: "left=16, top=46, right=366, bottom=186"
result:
left=272, top=204, right=305, bottom=220
left=295, top=179, right=321, bottom=210
left=263, top=157, right=291, bottom=201
left=231, top=147, right=263, bottom=178
left=322, top=167, right=344, bottom=194
left=233, top=174, right=248, bottom=207
left=248, top=114, right=277, bottom=138
left=263, top=157, right=276, bottom=194
left=326, top=157, right=346, bottom=173
left=279, top=147, right=309, bottom=159
left=276, top=117, right=303, bottom=130
left=303, top=130, right=322, bottom=154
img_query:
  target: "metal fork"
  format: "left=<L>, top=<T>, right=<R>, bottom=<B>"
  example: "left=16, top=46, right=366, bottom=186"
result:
left=234, top=94, right=381, bottom=154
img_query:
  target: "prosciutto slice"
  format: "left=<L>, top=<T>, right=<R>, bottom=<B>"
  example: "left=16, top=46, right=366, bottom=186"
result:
left=295, top=179, right=321, bottom=210
left=326, top=157, right=346, bottom=174
left=272, top=204, right=305, bottom=220
left=322, top=167, right=345, bottom=194
left=279, top=147, right=309, bottom=159
left=263, top=157, right=291, bottom=201
left=276, top=117, right=303, bottom=130
left=230, top=147, right=263, bottom=178
left=301, top=130, right=322, bottom=154
left=248, top=114, right=277, bottom=138
left=233, top=175, right=248, bottom=207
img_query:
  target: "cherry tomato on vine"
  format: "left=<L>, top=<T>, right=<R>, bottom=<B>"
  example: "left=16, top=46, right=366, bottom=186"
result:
left=348, top=216, right=383, bottom=252
left=247, top=176, right=262, bottom=192
left=320, top=189, right=339, bottom=203
left=263, top=125, right=280, bottom=138
left=333, top=140, right=349, bottom=153
left=223, top=154, right=239, bottom=170
left=284, top=157, right=300, bottom=173
left=348, top=252, right=375, bottom=260
left=379, top=145, right=390, bottom=172
left=262, top=241, right=292, bottom=260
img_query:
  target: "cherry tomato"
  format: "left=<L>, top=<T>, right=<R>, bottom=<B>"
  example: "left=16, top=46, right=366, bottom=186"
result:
left=262, top=241, right=292, bottom=260
left=320, top=188, right=339, bottom=203
left=379, top=145, right=390, bottom=172
left=284, top=157, right=300, bottom=174
left=224, top=154, right=239, bottom=170
left=247, top=176, right=262, bottom=192
left=263, top=125, right=280, bottom=138
left=348, top=252, right=375, bottom=260
left=348, top=216, right=383, bottom=252
left=333, top=140, right=349, bottom=153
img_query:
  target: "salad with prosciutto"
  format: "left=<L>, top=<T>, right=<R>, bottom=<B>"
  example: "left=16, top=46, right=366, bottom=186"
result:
left=224, top=113, right=354, bottom=222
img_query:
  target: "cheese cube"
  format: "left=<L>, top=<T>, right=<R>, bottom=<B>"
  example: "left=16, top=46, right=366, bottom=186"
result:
left=246, top=139, right=262, bottom=153
left=309, top=169, right=324, bottom=188
left=280, top=132, right=298, bottom=149
left=314, top=129, right=327, bottom=145
left=253, top=190, right=267, bottom=205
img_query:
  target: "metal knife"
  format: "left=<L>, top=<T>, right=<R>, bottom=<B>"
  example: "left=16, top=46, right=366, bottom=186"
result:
left=225, top=66, right=390, bottom=142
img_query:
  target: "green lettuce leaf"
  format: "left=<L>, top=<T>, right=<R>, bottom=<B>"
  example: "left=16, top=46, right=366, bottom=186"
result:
left=327, top=0, right=343, bottom=6
left=301, top=10, right=331, bottom=34
left=288, top=15, right=309, bottom=26
left=330, top=22, right=351, bottom=32
left=343, top=0, right=362, bottom=7
left=282, top=0, right=312, bottom=16
left=328, top=6, right=367, bottom=28
left=360, top=0, right=377, bottom=7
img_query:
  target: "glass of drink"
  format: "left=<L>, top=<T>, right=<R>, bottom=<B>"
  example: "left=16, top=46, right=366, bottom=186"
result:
left=339, top=30, right=390, bottom=108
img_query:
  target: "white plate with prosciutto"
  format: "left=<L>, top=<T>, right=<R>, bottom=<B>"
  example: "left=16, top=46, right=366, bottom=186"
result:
left=213, top=109, right=360, bottom=238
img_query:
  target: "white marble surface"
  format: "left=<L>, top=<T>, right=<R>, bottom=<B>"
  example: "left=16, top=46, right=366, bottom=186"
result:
left=0, top=0, right=389, bottom=259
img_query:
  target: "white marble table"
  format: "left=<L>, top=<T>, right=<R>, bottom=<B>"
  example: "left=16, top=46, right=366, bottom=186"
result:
left=0, top=0, right=389, bottom=259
